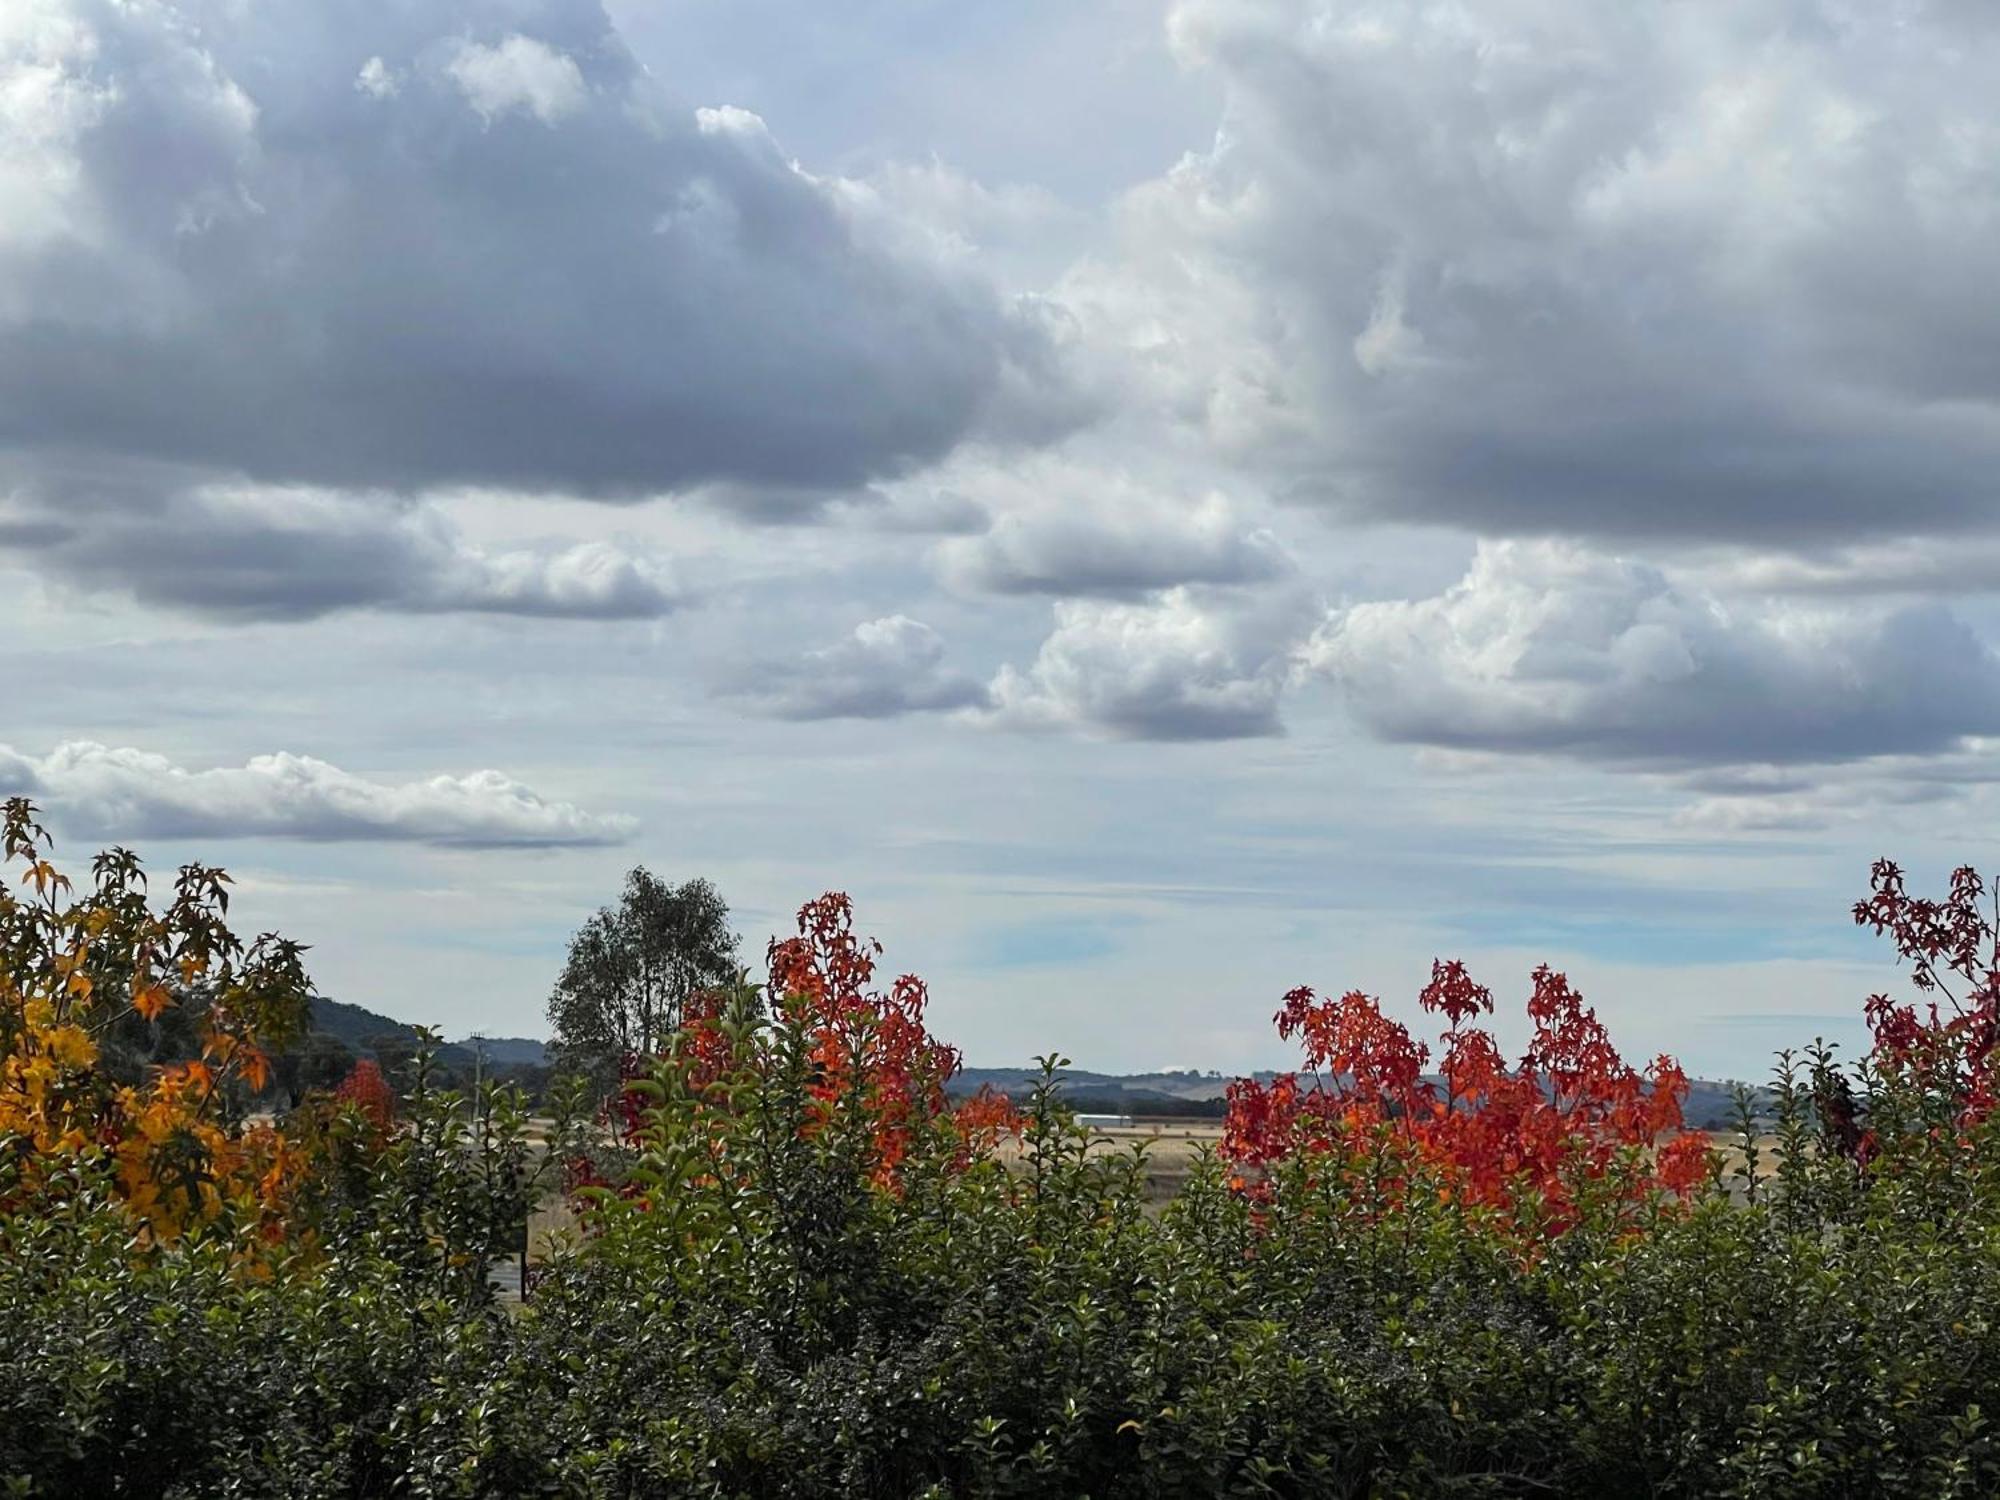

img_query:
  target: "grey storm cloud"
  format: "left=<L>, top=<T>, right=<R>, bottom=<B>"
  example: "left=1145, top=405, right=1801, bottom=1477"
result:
left=1308, top=542, right=2000, bottom=766
left=1669, top=746, right=2000, bottom=836
left=735, top=616, right=989, bottom=721
left=1072, top=0, right=2000, bottom=546
left=936, top=474, right=1289, bottom=599
left=1709, top=538, right=2000, bottom=599
left=11, top=479, right=677, bottom=621
left=0, top=0, right=1068, bottom=508
left=0, top=741, right=634, bottom=847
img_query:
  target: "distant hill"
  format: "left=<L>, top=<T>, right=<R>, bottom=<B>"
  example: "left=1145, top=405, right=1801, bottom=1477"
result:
left=949, top=1064, right=1763, bottom=1128
left=457, top=1036, right=552, bottom=1068
left=1684, top=1078, right=1763, bottom=1131
left=305, top=997, right=553, bottom=1078
left=951, top=1066, right=1232, bottom=1101
left=308, top=995, right=440, bottom=1054
left=302, top=1009, right=1756, bottom=1124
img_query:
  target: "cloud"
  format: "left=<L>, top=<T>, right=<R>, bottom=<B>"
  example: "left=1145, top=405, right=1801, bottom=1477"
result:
left=1670, top=794, right=1843, bottom=836
left=933, top=458, right=1289, bottom=598
left=354, top=57, right=398, bottom=100
left=446, top=34, right=585, bottom=124
left=0, top=741, right=634, bottom=846
left=1708, top=538, right=2000, bottom=598
left=0, top=0, right=1068, bottom=516
left=4, top=481, right=678, bottom=620
left=1670, top=763, right=1972, bottom=836
left=825, top=156, right=1085, bottom=294
left=735, top=616, right=988, bottom=720
left=984, top=587, right=1304, bottom=741
left=1309, top=541, right=2000, bottom=766
left=1060, top=0, right=2000, bottom=546
left=839, top=485, right=993, bottom=537
left=1662, top=738, right=2000, bottom=835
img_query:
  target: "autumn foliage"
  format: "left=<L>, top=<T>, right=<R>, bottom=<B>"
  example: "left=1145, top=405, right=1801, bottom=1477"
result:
left=1221, top=959, right=1711, bottom=1234
left=1853, top=858, right=2000, bottom=1133
left=764, top=891, right=1010, bottom=1178
left=588, top=892, right=1018, bottom=1204
left=0, top=798, right=312, bottom=1246
left=333, top=1057, right=396, bottom=1133
left=19, top=816, right=2000, bottom=1495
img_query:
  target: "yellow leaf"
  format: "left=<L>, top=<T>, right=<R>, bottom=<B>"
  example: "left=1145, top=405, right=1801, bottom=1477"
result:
left=44, top=1025, right=96, bottom=1070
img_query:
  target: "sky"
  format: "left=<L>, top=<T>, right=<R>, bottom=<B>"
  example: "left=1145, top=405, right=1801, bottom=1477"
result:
left=4, top=0, right=1997, bottom=1078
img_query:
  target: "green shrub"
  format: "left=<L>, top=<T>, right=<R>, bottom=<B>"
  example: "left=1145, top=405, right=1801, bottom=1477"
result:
left=11, top=858, right=2000, bottom=1496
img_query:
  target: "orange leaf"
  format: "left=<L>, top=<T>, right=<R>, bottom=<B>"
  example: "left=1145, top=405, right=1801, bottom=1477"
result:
left=134, top=984, right=172, bottom=1021
left=239, top=1046, right=271, bottom=1093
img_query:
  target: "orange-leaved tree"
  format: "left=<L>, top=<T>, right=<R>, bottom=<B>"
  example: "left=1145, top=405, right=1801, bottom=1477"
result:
left=763, top=892, right=974, bottom=1183
left=0, top=798, right=314, bottom=1244
left=1222, top=959, right=1710, bottom=1237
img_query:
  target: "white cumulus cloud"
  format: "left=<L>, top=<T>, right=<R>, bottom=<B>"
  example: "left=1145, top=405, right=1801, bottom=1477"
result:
left=1308, top=541, right=2000, bottom=766
left=984, top=588, right=1306, bottom=741
left=354, top=56, right=397, bottom=99
left=0, top=742, right=634, bottom=846
left=447, top=34, right=585, bottom=124
left=735, top=616, right=988, bottom=720
left=1059, top=0, right=2000, bottom=546
left=0, top=0, right=1068, bottom=517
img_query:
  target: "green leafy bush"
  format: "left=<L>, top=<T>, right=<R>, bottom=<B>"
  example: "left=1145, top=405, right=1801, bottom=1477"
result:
left=10, top=835, right=2000, bottom=1497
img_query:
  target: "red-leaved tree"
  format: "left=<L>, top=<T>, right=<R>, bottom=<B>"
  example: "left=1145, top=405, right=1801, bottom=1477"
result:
left=333, top=1058, right=396, bottom=1133
left=763, top=892, right=1013, bottom=1184
left=1853, top=859, right=2000, bottom=1134
left=1222, top=959, right=1710, bottom=1235
left=586, top=893, right=1018, bottom=1200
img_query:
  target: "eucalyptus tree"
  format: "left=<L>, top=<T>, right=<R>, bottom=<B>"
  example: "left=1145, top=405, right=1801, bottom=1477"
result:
left=547, top=868, right=740, bottom=1089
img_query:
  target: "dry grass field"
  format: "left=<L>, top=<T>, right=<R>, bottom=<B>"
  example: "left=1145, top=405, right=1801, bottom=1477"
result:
left=988, top=1122, right=1226, bottom=1206
left=1089, top=1123, right=1227, bottom=1205
left=502, top=1123, right=1781, bottom=1280
left=998, top=1124, right=1784, bottom=1206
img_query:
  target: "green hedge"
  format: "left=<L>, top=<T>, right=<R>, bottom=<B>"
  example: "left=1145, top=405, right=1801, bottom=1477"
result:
left=8, top=1046, right=2000, bottom=1499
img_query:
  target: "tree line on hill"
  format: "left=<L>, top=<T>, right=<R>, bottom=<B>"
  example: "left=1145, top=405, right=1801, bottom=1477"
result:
left=236, top=864, right=1757, bottom=1127
left=99, top=986, right=556, bottom=1112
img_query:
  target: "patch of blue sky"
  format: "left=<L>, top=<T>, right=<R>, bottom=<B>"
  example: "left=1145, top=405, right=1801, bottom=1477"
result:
left=1698, top=1014, right=1874, bottom=1059
left=968, top=917, right=1126, bottom=969
left=1435, top=910, right=1873, bottom=968
left=423, top=924, right=579, bottom=961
